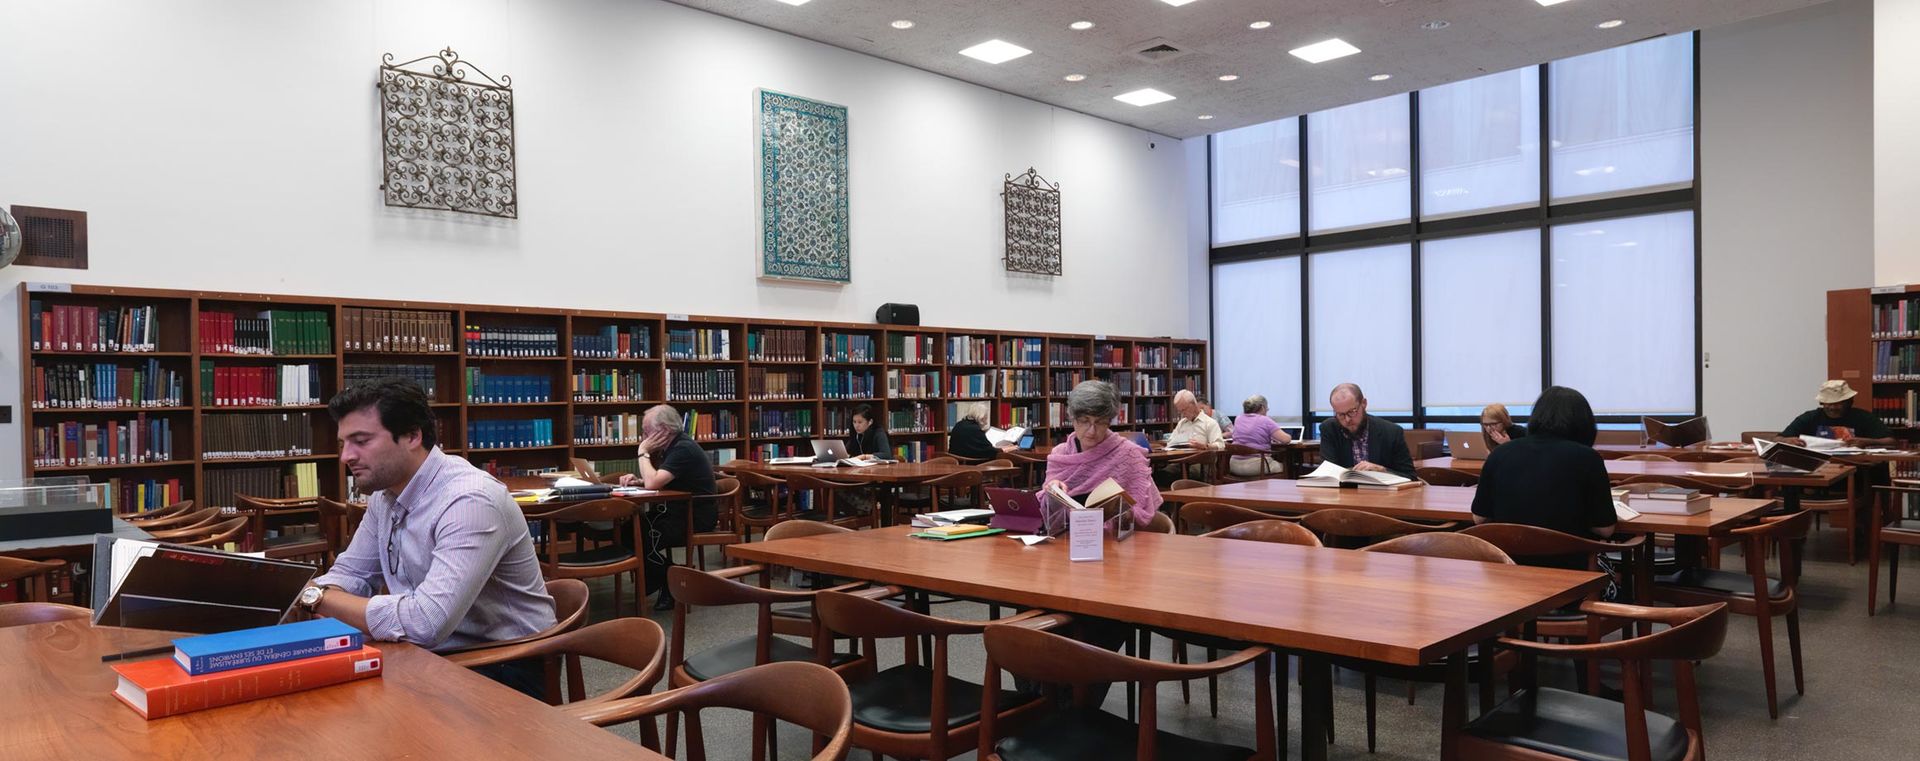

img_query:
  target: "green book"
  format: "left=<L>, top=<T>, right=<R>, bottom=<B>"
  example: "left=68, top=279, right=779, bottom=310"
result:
left=909, top=527, right=1006, bottom=541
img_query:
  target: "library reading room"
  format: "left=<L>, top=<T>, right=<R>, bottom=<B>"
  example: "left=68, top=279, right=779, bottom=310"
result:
left=4, top=0, right=1920, bottom=758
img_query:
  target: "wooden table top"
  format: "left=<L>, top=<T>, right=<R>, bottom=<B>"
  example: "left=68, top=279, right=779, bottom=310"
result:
left=1161, top=480, right=1778, bottom=537
left=1417, top=457, right=1851, bottom=488
left=720, top=460, right=1016, bottom=483
left=0, top=620, right=657, bottom=759
left=729, top=526, right=1601, bottom=666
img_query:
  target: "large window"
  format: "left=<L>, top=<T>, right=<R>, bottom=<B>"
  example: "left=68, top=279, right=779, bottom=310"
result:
left=1207, top=34, right=1698, bottom=428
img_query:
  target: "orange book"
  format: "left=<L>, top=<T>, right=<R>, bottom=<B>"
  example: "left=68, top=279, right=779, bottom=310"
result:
left=111, top=645, right=383, bottom=719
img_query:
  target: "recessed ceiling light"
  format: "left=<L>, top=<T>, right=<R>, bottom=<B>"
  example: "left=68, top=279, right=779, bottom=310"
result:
left=1422, top=20, right=1450, bottom=30
left=890, top=20, right=914, bottom=30
left=1249, top=21, right=1272, bottom=30
left=1070, top=21, right=1095, bottom=31
left=1596, top=19, right=1624, bottom=29
left=1289, top=38, right=1361, bottom=64
left=1113, top=88, right=1176, bottom=107
left=959, top=39, right=1032, bottom=64
left=1370, top=73, right=1392, bottom=81
left=1198, top=115, right=1214, bottom=120
left=772, top=0, right=811, bottom=5
left=1159, top=0, right=1200, bottom=6
left=1063, top=74, right=1087, bottom=82
left=1218, top=74, right=1239, bottom=81
left=1534, top=0, right=1575, bottom=6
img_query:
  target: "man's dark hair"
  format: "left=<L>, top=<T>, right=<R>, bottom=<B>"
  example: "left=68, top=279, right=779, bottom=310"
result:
left=329, top=377, right=438, bottom=450
left=851, top=403, right=875, bottom=423
left=1528, top=385, right=1597, bottom=447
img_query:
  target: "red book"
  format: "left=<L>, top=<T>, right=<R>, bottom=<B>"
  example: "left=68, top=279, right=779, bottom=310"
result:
left=112, top=645, right=384, bottom=719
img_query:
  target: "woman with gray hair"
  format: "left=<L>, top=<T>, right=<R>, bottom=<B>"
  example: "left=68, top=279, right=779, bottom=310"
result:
left=1042, top=381, right=1161, bottom=525
left=1228, top=394, right=1292, bottom=477
left=948, top=400, right=1016, bottom=460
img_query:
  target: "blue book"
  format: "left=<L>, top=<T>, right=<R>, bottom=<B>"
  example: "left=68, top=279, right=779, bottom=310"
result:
left=172, top=618, right=363, bottom=676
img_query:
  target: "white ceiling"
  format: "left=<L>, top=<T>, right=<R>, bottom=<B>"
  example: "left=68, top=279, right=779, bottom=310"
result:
left=661, top=0, right=1830, bottom=139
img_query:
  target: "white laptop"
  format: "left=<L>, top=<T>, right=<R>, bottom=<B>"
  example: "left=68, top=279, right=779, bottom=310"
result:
left=809, top=439, right=851, bottom=464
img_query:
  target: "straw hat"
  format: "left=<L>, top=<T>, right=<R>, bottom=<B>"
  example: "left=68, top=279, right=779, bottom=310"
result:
left=1815, top=380, right=1858, bottom=405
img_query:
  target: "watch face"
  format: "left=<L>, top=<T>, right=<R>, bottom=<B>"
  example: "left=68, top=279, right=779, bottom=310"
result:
left=300, top=586, right=322, bottom=605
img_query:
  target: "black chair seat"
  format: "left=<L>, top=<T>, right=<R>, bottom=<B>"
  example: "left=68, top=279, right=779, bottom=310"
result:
left=1603, top=546, right=1676, bottom=572
left=682, top=635, right=859, bottom=682
left=1886, top=519, right=1920, bottom=534
left=739, top=504, right=782, bottom=520
left=849, top=664, right=1034, bottom=734
left=938, top=495, right=977, bottom=509
left=1464, top=687, right=1689, bottom=761
left=1149, top=627, right=1248, bottom=653
left=1656, top=567, right=1787, bottom=600
left=556, top=544, right=636, bottom=567
left=995, top=706, right=1251, bottom=761
left=772, top=596, right=909, bottom=622
left=1334, top=641, right=1500, bottom=681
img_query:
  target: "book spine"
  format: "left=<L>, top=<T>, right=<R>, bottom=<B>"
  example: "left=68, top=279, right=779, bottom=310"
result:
left=122, top=647, right=383, bottom=719
left=179, top=631, right=365, bottom=676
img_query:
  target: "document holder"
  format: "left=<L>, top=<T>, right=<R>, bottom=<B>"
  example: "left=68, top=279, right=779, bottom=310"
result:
left=91, top=536, right=317, bottom=634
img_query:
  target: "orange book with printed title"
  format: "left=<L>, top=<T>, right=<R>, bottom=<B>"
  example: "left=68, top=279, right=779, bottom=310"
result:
left=111, top=645, right=383, bottom=719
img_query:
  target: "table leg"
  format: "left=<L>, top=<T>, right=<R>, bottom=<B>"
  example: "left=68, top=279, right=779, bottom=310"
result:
left=1299, top=653, right=1332, bottom=761
left=1440, top=651, right=1467, bottom=761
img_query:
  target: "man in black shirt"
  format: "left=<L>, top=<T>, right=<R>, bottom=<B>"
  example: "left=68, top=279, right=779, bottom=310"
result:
left=619, top=404, right=717, bottom=610
left=1317, top=383, right=1416, bottom=478
left=1779, top=380, right=1897, bottom=447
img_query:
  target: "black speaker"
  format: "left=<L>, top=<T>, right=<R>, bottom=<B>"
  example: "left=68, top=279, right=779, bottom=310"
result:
left=875, top=303, right=920, bottom=326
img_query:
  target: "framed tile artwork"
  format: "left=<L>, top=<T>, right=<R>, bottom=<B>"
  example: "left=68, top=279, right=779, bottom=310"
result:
left=756, top=89, right=850, bottom=284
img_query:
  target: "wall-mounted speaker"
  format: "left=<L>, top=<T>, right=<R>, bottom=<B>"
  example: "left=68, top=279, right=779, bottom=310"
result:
left=10, top=205, right=88, bottom=270
left=875, top=303, right=920, bottom=326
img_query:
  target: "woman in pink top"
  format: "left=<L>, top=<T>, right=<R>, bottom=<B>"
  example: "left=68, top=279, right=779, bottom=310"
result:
left=1229, top=394, right=1293, bottom=477
left=1044, top=380, right=1162, bottom=526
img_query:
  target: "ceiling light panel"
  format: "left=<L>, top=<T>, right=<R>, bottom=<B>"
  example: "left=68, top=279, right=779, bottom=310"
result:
left=1289, top=38, right=1361, bottom=63
left=1114, top=88, right=1176, bottom=106
left=959, top=39, right=1032, bottom=64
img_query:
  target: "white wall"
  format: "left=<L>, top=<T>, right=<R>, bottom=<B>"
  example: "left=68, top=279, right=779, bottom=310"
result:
left=1701, top=0, right=1875, bottom=436
left=0, top=0, right=1200, bottom=477
left=1878, top=0, right=1920, bottom=285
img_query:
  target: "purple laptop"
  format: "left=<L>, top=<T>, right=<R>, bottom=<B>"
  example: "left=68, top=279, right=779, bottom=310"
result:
left=985, top=487, right=1065, bottom=536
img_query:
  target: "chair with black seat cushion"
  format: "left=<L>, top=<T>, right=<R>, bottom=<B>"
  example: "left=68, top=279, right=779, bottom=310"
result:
left=894, top=455, right=962, bottom=515
left=1220, top=443, right=1284, bottom=483
left=526, top=498, right=644, bottom=617
left=440, top=578, right=591, bottom=703
left=1869, top=482, right=1920, bottom=615
left=129, top=506, right=221, bottom=533
left=158, top=516, right=251, bottom=549
left=1448, top=601, right=1729, bottom=761
left=580, top=661, right=855, bottom=761
left=681, top=477, right=742, bottom=570
left=1300, top=508, right=1458, bottom=550
left=1653, top=510, right=1810, bottom=719
left=784, top=472, right=876, bottom=531
left=1405, top=429, right=1445, bottom=461
left=1001, top=449, right=1049, bottom=489
left=1462, top=523, right=1646, bottom=696
left=450, top=617, right=667, bottom=743
left=121, top=499, right=193, bottom=523
left=315, top=498, right=368, bottom=571
left=235, top=494, right=330, bottom=563
left=1415, top=467, right=1479, bottom=487
left=734, top=470, right=797, bottom=542
left=814, top=590, right=1051, bottom=760
left=979, top=613, right=1276, bottom=761
left=1618, top=454, right=1676, bottom=462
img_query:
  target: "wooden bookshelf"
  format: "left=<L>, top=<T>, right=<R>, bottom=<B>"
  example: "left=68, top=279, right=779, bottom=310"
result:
left=1827, top=284, right=1920, bottom=477
left=20, top=283, right=1207, bottom=505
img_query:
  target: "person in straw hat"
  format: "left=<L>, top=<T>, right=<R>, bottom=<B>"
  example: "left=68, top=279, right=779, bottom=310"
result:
left=1778, top=380, right=1897, bottom=447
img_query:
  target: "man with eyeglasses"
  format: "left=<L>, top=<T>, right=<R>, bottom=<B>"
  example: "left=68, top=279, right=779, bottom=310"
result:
left=297, top=378, right=555, bottom=697
left=1318, top=383, right=1416, bottom=478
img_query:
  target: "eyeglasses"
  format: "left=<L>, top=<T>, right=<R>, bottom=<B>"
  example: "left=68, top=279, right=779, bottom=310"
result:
left=386, top=506, right=406, bottom=582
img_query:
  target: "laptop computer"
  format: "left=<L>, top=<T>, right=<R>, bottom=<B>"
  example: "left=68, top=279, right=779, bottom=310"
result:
left=1446, top=431, right=1492, bottom=461
left=809, top=439, right=851, bottom=464
left=1124, top=431, right=1151, bottom=449
left=985, top=487, right=1067, bottom=536
left=1277, top=425, right=1305, bottom=442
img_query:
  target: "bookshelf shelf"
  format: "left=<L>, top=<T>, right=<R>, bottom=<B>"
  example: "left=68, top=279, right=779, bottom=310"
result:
left=202, top=454, right=339, bottom=465
left=202, top=353, right=337, bottom=360
left=347, top=350, right=464, bottom=357
left=571, top=441, right=644, bottom=449
left=749, top=434, right=818, bottom=441
left=467, top=401, right=567, bottom=408
left=32, top=406, right=194, bottom=414
left=209, top=404, right=327, bottom=411
left=569, top=356, right=660, bottom=364
left=34, top=351, right=193, bottom=358
left=465, top=355, right=565, bottom=361
left=36, top=460, right=195, bottom=472
left=571, top=399, right=665, bottom=406
left=671, top=399, right=746, bottom=405
left=466, top=445, right=570, bottom=453
left=692, top=437, right=745, bottom=444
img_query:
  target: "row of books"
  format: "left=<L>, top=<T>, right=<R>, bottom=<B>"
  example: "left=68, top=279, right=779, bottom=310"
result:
left=1002, top=338, right=1044, bottom=366
left=342, top=307, right=453, bottom=353
left=823, top=370, right=877, bottom=399
left=1000, top=401, right=1041, bottom=429
left=823, top=333, right=876, bottom=363
left=1050, top=369, right=1087, bottom=392
left=344, top=363, right=438, bottom=398
left=30, top=301, right=161, bottom=352
left=572, top=369, right=645, bottom=402
left=1132, top=373, right=1166, bottom=396
left=750, top=406, right=814, bottom=438
left=747, top=328, right=807, bottom=362
left=202, top=463, right=320, bottom=510
left=31, top=360, right=186, bottom=409
left=1175, top=373, right=1203, bottom=395
left=1132, top=399, right=1169, bottom=424
left=33, top=416, right=176, bottom=467
left=684, top=408, right=740, bottom=441
left=467, top=419, right=556, bottom=449
left=466, top=370, right=553, bottom=404
left=572, top=324, right=652, bottom=359
left=202, top=412, right=315, bottom=459
left=587, top=457, right=640, bottom=477
left=667, top=328, right=733, bottom=360
left=111, top=476, right=185, bottom=513
left=1173, top=346, right=1203, bottom=369
left=202, top=363, right=323, bottom=407
left=1136, top=346, right=1168, bottom=368
left=1875, top=342, right=1919, bottom=381
left=1048, top=343, right=1087, bottom=366
left=949, top=372, right=992, bottom=399
left=747, top=368, right=807, bottom=400
left=948, top=336, right=996, bottom=365
left=1874, top=392, right=1918, bottom=428
left=572, top=413, right=641, bottom=446
left=891, top=441, right=941, bottom=462
left=471, top=462, right=560, bottom=480
left=999, top=369, right=1042, bottom=397
left=667, top=368, right=739, bottom=401
left=1094, top=345, right=1129, bottom=367
left=1104, top=371, right=1135, bottom=393
left=201, top=310, right=332, bottom=355
left=888, top=369, right=940, bottom=399
left=888, top=403, right=936, bottom=434
left=888, top=334, right=938, bottom=365
left=753, top=443, right=807, bottom=461
left=823, top=407, right=860, bottom=437
left=1871, top=296, right=1920, bottom=338
left=465, top=325, right=560, bottom=357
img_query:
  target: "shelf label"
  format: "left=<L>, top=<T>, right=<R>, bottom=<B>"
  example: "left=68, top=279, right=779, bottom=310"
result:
left=1094, top=334, right=1107, bottom=341
left=1872, top=284, right=1907, bottom=295
left=667, top=314, right=690, bottom=322
left=25, top=282, right=71, bottom=293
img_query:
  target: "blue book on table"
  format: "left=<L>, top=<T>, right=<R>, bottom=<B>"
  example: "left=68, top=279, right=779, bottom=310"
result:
left=172, top=618, right=363, bottom=676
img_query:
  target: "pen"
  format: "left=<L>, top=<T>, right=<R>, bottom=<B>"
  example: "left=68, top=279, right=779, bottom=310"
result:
left=101, top=645, right=174, bottom=663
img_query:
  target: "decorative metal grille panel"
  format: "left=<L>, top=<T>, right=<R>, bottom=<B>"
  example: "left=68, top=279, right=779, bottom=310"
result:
left=756, top=89, right=850, bottom=284
left=378, top=48, right=517, bottom=219
left=1003, top=168, right=1061, bottom=276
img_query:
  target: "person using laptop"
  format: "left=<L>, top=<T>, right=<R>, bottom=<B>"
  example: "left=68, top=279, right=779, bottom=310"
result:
left=1319, top=383, right=1416, bottom=478
left=300, top=378, right=556, bottom=697
left=844, top=403, right=892, bottom=460
left=1480, top=402, right=1527, bottom=449
left=617, top=405, right=717, bottom=611
left=1470, top=386, right=1617, bottom=570
left=1778, top=380, right=1897, bottom=447
left=948, top=401, right=1016, bottom=460
left=1228, top=394, right=1293, bottom=477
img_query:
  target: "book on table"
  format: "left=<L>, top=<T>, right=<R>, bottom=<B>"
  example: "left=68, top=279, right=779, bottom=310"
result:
left=1297, top=461, right=1420, bottom=490
left=911, top=508, right=995, bottom=528
left=986, top=425, right=1028, bottom=448
left=172, top=617, right=363, bottom=676
left=908, top=524, right=1005, bottom=541
left=1627, top=494, right=1713, bottom=515
left=113, top=644, right=384, bottom=719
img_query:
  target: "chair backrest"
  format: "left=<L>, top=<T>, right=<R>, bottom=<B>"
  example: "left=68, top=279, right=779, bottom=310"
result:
left=1594, top=430, right=1645, bottom=446
left=734, top=469, right=787, bottom=489
left=948, top=453, right=993, bottom=466
left=1299, top=508, right=1449, bottom=547
left=1223, top=443, right=1269, bottom=458
left=526, top=497, right=638, bottom=524
left=315, top=498, right=368, bottom=555
left=1404, top=429, right=1443, bottom=448
left=235, top=493, right=321, bottom=513
left=1618, top=454, right=1676, bottom=462
left=122, top=499, right=193, bottom=521
left=455, top=617, right=669, bottom=718
left=584, top=662, right=854, bottom=761
left=163, top=516, right=250, bottom=548
left=916, top=470, right=984, bottom=489
left=1730, top=510, right=1813, bottom=587
left=1460, top=523, right=1640, bottom=571
left=982, top=616, right=1266, bottom=696
left=1616, top=475, right=1735, bottom=494
left=1740, top=431, right=1781, bottom=444
left=1179, top=502, right=1279, bottom=534
left=0, top=557, right=65, bottom=603
left=764, top=518, right=853, bottom=542
left=1169, top=478, right=1210, bottom=492
left=134, top=506, right=222, bottom=531
left=781, top=472, right=864, bottom=493
left=1668, top=451, right=1732, bottom=463
left=0, top=602, right=91, bottom=628
left=1363, top=533, right=1514, bottom=564
left=1414, top=467, right=1479, bottom=487
left=1201, top=519, right=1322, bottom=547
left=1142, top=512, right=1175, bottom=534
left=549, top=578, right=592, bottom=632
left=924, top=455, right=959, bottom=465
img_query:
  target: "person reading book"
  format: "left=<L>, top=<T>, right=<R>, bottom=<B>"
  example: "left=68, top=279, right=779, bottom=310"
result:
left=1318, top=383, right=1416, bottom=478
left=1167, top=390, right=1225, bottom=449
left=1470, top=386, right=1617, bottom=569
left=1779, top=380, right=1897, bottom=448
left=300, top=378, right=556, bottom=698
left=948, top=401, right=1017, bottom=460
left=617, top=404, right=718, bottom=611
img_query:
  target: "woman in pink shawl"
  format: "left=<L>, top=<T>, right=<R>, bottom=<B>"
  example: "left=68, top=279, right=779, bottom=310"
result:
left=1045, top=380, right=1164, bottom=526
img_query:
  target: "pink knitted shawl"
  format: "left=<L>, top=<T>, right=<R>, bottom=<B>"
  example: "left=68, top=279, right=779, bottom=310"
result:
left=1044, top=432, right=1163, bottom=525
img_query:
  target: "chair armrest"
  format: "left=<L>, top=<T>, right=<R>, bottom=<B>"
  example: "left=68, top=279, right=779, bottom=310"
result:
left=992, top=612, right=1073, bottom=631
left=710, top=564, right=766, bottom=581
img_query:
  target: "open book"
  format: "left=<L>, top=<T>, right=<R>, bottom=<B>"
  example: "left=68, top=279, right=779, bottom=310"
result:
left=1297, top=461, right=1419, bottom=490
left=767, top=455, right=815, bottom=465
left=986, top=426, right=1027, bottom=448
left=1643, top=416, right=1711, bottom=448
left=1045, top=477, right=1134, bottom=518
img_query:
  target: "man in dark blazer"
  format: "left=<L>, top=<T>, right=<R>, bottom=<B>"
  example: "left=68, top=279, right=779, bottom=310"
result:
left=1318, top=383, right=1416, bottom=478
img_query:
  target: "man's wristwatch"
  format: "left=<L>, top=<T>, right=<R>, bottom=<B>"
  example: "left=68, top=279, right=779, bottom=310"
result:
left=296, top=584, right=330, bottom=612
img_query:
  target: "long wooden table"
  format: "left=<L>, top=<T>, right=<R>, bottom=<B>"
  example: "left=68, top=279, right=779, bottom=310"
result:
left=720, top=459, right=1016, bottom=483
left=0, top=620, right=660, bottom=759
left=730, top=526, right=1601, bottom=761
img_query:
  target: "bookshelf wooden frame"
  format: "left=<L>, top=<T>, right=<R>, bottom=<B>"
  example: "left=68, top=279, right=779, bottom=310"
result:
left=19, top=283, right=1205, bottom=507
left=1827, top=284, right=1920, bottom=457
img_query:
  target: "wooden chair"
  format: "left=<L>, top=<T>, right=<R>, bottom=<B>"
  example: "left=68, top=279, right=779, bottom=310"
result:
left=121, top=499, right=193, bottom=523
left=1300, top=508, right=1457, bottom=549
left=1405, top=429, right=1445, bottom=460
left=159, top=516, right=251, bottom=548
left=1462, top=524, right=1647, bottom=694
left=813, top=590, right=1051, bottom=760
left=1141, top=512, right=1174, bottom=534
left=1618, top=454, right=1676, bottom=462
left=1594, top=430, right=1646, bottom=446
left=131, top=506, right=221, bottom=532
left=1741, top=431, right=1781, bottom=444
left=1175, top=501, right=1277, bottom=535
left=894, top=456, right=961, bottom=515
left=891, top=470, right=984, bottom=527
left=1366, top=532, right=1513, bottom=563
left=979, top=613, right=1277, bottom=761
left=1001, top=449, right=1049, bottom=488
left=441, top=578, right=592, bottom=701
left=1168, top=478, right=1209, bottom=492
left=526, top=498, right=645, bottom=617
left=1653, top=510, right=1811, bottom=719
left=451, top=617, right=668, bottom=741
left=315, top=498, right=368, bottom=570
left=1199, top=519, right=1320, bottom=546
left=733, top=470, right=797, bottom=542
left=1166, top=449, right=1219, bottom=483
left=584, top=661, right=855, bottom=761
left=0, top=602, right=91, bottom=628
left=1869, top=482, right=1920, bottom=615
left=0, top=557, right=66, bottom=603
left=1447, top=602, right=1730, bottom=761
left=235, top=494, right=329, bottom=562
left=1415, top=467, right=1479, bottom=487
left=784, top=472, right=876, bottom=531
left=683, top=478, right=742, bottom=570
left=1669, top=451, right=1732, bottom=463
left=1220, top=443, right=1284, bottom=482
